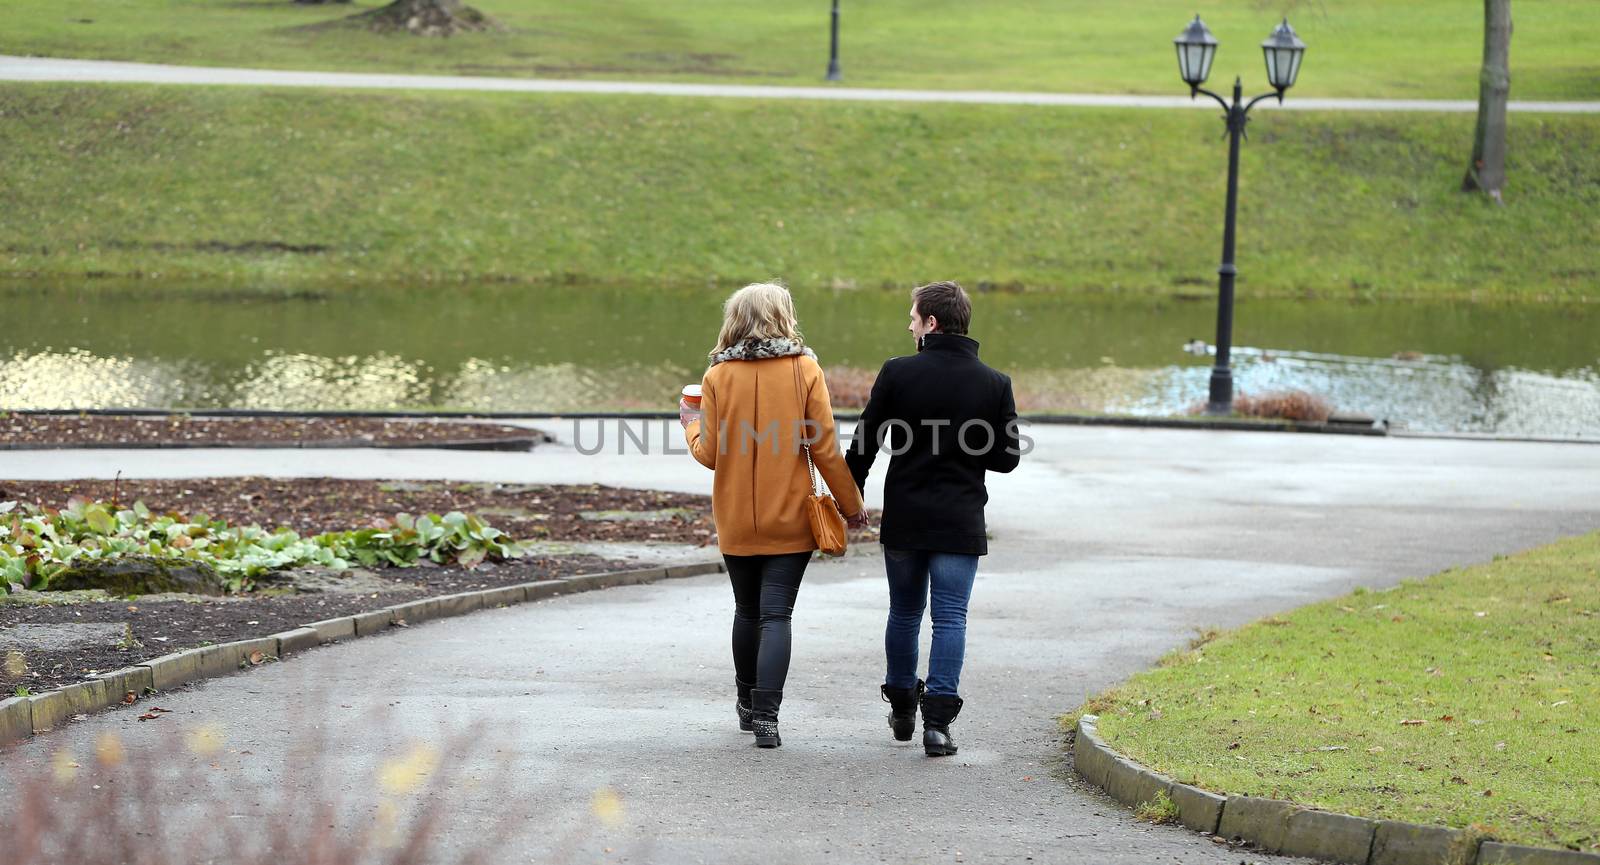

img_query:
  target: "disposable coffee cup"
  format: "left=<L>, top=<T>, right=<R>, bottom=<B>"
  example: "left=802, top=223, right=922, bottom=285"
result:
left=681, top=384, right=702, bottom=410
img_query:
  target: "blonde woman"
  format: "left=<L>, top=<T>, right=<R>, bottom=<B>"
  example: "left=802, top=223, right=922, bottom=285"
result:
left=680, top=282, right=868, bottom=748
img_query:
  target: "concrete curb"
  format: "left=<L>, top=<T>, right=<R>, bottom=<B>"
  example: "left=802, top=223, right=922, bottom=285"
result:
left=1073, top=715, right=1599, bottom=865
left=0, top=559, right=724, bottom=748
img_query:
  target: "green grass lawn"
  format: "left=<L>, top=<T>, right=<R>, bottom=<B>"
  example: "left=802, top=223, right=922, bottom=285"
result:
left=1073, top=531, right=1600, bottom=852
left=2, top=84, right=1595, bottom=301
left=3, top=0, right=1598, bottom=101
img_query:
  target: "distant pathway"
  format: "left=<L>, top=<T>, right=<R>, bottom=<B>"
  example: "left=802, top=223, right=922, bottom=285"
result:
left=4, top=55, right=1599, bottom=113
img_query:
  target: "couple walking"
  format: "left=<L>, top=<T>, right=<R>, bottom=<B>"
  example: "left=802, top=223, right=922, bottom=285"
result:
left=679, top=280, right=1021, bottom=753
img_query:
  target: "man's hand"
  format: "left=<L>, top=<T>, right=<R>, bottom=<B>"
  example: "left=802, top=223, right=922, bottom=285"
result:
left=845, top=509, right=870, bottom=530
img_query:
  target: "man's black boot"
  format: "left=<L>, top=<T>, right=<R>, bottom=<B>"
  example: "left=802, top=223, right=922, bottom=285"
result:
left=920, top=693, right=964, bottom=757
left=880, top=680, right=924, bottom=742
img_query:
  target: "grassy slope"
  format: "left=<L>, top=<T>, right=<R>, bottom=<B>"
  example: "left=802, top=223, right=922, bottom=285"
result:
left=1, top=85, right=1595, bottom=300
left=3, top=0, right=1598, bottom=100
left=1076, top=531, right=1600, bottom=851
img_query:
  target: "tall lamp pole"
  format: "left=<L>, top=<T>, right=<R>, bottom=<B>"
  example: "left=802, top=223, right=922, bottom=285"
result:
left=826, top=0, right=842, bottom=81
left=1173, top=17, right=1306, bottom=414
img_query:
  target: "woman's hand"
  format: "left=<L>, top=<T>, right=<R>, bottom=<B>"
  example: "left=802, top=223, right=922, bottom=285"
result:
left=845, top=509, right=870, bottom=530
left=679, top=399, right=701, bottom=429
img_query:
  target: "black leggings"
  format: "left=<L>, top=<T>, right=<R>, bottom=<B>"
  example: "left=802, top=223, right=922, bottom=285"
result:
left=724, top=551, right=812, bottom=693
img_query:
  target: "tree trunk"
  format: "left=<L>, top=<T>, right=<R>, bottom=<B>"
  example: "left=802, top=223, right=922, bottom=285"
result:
left=1463, top=0, right=1511, bottom=202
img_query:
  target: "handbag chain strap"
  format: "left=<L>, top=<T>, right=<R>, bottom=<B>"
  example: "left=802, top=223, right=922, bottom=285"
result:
left=792, top=356, right=823, bottom=497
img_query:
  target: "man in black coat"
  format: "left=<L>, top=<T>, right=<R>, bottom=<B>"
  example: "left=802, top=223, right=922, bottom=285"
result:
left=846, top=280, right=1023, bottom=757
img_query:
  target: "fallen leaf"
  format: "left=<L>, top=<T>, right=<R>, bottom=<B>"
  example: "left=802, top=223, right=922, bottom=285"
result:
left=1316, top=746, right=1348, bottom=752
left=1483, top=789, right=1494, bottom=797
left=1400, top=719, right=1426, bottom=726
left=1439, top=715, right=1455, bottom=722
left=121, top=691, right=136, bottom=705
left=248, top=650, right=264, bottom=666
left=1227, top=741, right=1241, bottom=750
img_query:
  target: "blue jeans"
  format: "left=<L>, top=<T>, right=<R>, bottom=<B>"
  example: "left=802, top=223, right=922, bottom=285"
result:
left=883, top=548, right=979, bottom=697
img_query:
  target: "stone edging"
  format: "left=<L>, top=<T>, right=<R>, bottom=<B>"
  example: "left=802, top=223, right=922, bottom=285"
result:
left=0, top=560, right=724, bottom=748
left=1074, top=715, right=1599, bottom=865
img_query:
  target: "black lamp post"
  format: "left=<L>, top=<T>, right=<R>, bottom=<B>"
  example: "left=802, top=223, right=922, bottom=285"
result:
left=826, top=0, right=842, bottom=81
left=1174, top=16, right=1306, bottom=414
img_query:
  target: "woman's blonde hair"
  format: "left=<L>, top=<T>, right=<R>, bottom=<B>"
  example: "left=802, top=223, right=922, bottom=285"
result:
left=710, top=282, right=804, bottom=356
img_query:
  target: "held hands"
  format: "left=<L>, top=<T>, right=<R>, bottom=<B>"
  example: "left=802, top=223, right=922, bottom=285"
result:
left=845, top=509, right=870, bottom=530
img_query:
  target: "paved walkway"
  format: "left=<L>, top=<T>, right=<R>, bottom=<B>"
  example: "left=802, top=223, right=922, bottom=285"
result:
left=4, top=55, right=1598, bottom=114
left=5, top=423, right=1599, bottom=863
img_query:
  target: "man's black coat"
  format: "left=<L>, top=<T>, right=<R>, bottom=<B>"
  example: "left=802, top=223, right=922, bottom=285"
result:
left=845, top=333, right=1021, bottom=555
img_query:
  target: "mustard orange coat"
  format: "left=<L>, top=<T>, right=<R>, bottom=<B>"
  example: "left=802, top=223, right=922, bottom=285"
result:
left=685, top=352, right=864, bottom=556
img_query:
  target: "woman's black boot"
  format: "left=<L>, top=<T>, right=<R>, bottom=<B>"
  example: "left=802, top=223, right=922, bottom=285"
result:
left=920, top=694, right=964, bottom=757
left=880, top=680, right=924, bottom=742
left=751, top=688, right=783, bottom=748
left=736, top=679, right=755, bottom=733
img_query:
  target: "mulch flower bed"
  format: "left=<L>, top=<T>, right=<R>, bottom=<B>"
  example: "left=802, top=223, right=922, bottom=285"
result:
left=0, top=414, right=544, bottom=448
left=0, top=477, right=720, bottom=694
left=0, top=476, right=716, bottom=544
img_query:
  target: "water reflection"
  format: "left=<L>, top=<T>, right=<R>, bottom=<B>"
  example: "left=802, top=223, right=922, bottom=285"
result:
left=1, top=282, right=1596, bottom=437
left=236, top=352, right=433, bottom=411
left=1115, top=348, right=1600, bottom=437
left=447, top=359, right=695, bottom=411
left=0, top=349, right=208, bottom=409
left=4, top=344, right=1594, bottom=437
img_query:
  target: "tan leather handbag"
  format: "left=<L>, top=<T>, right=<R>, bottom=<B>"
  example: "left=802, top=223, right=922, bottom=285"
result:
left=793, top=358, right=848, bottom=556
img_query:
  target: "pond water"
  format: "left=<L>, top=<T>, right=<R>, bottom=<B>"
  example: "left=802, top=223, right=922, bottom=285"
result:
left=2, top=282, right=1596, bottom=438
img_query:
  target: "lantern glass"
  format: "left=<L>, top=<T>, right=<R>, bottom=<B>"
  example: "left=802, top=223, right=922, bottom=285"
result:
left=1261, top=18, right=1306, bottom=90
left=1173, top=15, right=1218, bottom=86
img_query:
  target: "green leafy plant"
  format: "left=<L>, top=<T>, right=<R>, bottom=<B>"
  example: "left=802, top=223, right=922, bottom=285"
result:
left=0, top=499, right=523, bottom=595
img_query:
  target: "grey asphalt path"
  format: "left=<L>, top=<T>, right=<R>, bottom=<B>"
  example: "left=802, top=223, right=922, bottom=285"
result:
left=4, top=424, right=1599, bottom=863
left=4, top=55, right=1599, bottom=114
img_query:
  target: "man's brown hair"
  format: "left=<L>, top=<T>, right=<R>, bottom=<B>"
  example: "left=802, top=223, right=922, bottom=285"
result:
left=911, top=281, right=972, bottom=335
